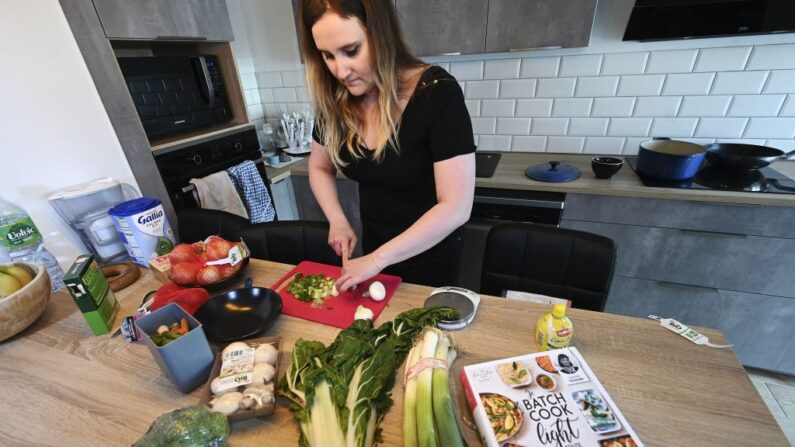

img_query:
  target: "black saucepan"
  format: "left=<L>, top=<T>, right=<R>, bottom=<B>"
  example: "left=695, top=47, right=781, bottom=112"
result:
left=194, top=277, right=282, bottom=343
left=705, top=143, right=795, bottom=170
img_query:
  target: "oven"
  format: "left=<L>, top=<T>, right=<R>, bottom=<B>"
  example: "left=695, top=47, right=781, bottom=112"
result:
left=457, top=187, right=565, bottom=291
left=153, top=127, right=268, bottom=215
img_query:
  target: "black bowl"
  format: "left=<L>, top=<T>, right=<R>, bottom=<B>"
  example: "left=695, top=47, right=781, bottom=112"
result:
left=193, top=278, right=283, bottom=343
left=591, top=157, right=624, bottom=179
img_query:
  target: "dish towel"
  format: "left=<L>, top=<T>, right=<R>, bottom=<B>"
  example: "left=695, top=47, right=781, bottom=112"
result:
left=227, top=160, right=276, bottom=223
left=188, top=171, right=249, bottom=219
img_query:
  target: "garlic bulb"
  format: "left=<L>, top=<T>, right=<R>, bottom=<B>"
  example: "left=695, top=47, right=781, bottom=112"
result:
left=254, top=343, right=278, bottom=366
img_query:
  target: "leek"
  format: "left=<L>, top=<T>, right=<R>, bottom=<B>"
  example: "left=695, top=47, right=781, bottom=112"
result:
left=417, top=330, right=439, bottom=447
left=432, top=331, right=465, bottom=447
left=403, top=343, right=422, bottom=447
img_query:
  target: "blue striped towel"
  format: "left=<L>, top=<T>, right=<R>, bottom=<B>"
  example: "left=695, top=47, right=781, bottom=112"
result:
left=227, top=160, right=276, bottom=223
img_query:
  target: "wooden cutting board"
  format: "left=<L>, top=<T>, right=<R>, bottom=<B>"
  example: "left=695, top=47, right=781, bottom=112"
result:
left=269, top=261, right=401, bottom=328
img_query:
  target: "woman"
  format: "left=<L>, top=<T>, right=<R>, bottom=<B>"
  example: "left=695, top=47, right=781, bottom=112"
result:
left=298, top=0, right=476, bottom=291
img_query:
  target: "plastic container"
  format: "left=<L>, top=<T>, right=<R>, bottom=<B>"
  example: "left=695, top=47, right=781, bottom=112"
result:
left=135, top=303, right=214, bottom=393
left=0, top=196, right=64, bottom=291
left=535, top=303, right=573, bottom=351
left=108, top=197, right=176, bottom=267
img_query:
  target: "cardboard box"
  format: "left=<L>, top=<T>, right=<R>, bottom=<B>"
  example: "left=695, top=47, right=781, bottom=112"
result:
left=64, top=254, right=120, bottom=335
left=148, top=254, right=171, bottom=283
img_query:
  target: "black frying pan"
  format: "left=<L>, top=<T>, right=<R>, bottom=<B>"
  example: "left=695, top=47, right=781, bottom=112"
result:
left=705, top=143, right=795, bottom=170
left=194, top=277, right=282, bottom=343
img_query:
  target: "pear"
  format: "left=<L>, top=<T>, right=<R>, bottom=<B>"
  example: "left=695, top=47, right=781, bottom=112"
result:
left=0, top=272, right=22, bottom=297
left=0, top=265, right=34, bottom=287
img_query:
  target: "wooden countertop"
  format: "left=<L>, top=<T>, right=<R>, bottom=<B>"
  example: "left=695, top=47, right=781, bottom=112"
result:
left=0, top=260, right=787, bottom=446
left=269, top=153, right=795, bottom=207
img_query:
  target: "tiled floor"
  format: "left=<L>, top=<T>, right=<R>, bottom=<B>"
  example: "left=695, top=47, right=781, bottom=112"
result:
left=747, top=368, right=795, bottom=446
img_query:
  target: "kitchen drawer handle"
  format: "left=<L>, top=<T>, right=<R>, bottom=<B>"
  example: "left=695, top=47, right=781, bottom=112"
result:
left=690, top=200, right=762, bottom=208
left=655, top=281, right=719, bottom=292
left=509, top=46, right=562, bottom=52
left=678, top=228, right=748, bottom=238
left=156, top=36, right=207, bottom=41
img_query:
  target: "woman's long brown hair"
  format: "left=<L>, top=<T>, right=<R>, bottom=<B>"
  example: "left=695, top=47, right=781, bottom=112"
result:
left=298, top=0, right=425, bottom=166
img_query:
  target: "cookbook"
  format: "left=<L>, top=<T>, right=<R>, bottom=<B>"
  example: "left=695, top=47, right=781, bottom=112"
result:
left=460, top=347, right=643, bottom=447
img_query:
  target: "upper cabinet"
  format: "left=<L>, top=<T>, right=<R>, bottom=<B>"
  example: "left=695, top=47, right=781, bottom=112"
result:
left=396, top=0, right=488, bottom=56
left=485, top=0, right=598, bottom=52
left=92, top=0, right=234, bottom=41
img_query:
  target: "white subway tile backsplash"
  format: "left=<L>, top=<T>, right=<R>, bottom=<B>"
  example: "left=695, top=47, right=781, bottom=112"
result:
left=497, top=118, right=531, bottom=135
left=259, top=88, right=274, bottom=103
left=781, top=95, right=795, bottom=116
left=711, top=71, right=769, bottom=94
left=695, top=118, right=749, bottom=138
left=569, top=118, right=609, bottom=136
left=531, top=118, right=568, bottom=135
left=662, top=73, right=715, bottom=95
left=559, top=54, right=603, bottom=77
left=764, top=70, right=795, bottom=94
left=240, top=73, right=258, bottom=90
left=584, top=137, right=625, bottom=154
left=765, top=139, right=795, bottom=151
left=715, top=138, right=767, bottom=145
left=634, top=96, right=682, bottom=117
left=471, top=117, right=496, bottom=134
left=623, top=137, right=648, bottom=155
left=273, top=87, right=297, bottom=102
left=747, top=44, right=795, bottom=70
left=608, top=118, right=652, bottom=137
left=451, top=61, right=484, bottom=80
left=500, top=79, right=536, bottom=98
left=601, top=52, right=648, bottom=75
left=263, top=103, right=284, bottom=117
left=465, top=100, right=481, bottom=117
left=694, top=47, right=751, bottom=72
left=547, top=136, right=584, bottom=153
left=485, top=59, right=521, bottom=79
left=679, top=138, right=716, bottom=145
left=281, top=69, right=305, bottom=87
left=591, top=97, right=636, bottom=117
left=575, top=76, right=619, bottom=97
left=511, top=136, right=547, bottom=152
left=678, top=96, right=731, bottom=117
left=617, top=75, right=665, bottom=96
left=516, top=99, right=553, bottom=117
left=287, top=103, right=310, bottom=113
left=459, top=81, right=466, bottom=91
left=257, top=71, right=282, bottom=88
left=296, top=87, right=309, bottom=102
left=744, top=118, right=795, bottom=138
left=646, top=49, right=698, bottom=74
left=435, top=62, right=450, bottom=72
left=536, top=78, right=577, bottom=98
left=243, top=89, right=257, bottom=106
left=247, top=105, right=264, bottom=121
left=478, top=135, right=512, bottom=151
left=481, top=99, right=515, bottom=117
left=650, top=118, right=699, bottom=137
left=727, top=95, right=786, bottom=117
left=552, top=98, right=592, bottom=117
left=520, top=57, right=560, bottom=78
left=466, top=80, right=500, bottom=99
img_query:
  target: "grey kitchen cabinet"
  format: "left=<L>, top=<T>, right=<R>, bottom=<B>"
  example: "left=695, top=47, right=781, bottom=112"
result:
left=270, top=177, right=299, bottom=221
left=486, top=0, right=598, bottom=52
left=395, top=0, right=488, bottom=56
left=608, top=276, right=795, bottom=375
left=92, top=0, right=234, bottom=41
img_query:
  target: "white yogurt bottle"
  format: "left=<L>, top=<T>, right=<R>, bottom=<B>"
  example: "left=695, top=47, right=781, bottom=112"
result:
left=108, top=198, right=175, bottom=266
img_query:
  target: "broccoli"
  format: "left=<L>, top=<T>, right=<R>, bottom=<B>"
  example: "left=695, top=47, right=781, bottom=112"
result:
left=133, top=406, right=229, bottom=447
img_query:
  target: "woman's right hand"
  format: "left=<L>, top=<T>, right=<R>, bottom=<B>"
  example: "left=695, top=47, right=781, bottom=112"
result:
left=328, top=221, right=357, bottom=258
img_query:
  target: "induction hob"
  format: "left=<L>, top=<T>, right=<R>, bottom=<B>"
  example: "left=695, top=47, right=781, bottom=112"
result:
left=625, top=156, right=795, bottom=194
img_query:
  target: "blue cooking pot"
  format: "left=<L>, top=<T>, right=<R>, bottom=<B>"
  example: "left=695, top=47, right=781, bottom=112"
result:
left=636, top=138, right=706, bottom=181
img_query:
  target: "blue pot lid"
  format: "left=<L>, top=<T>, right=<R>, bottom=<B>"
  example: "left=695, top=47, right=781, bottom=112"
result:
left=108, top=197, right=161, bottom=216
left=526, top=161, right=581, bottom=182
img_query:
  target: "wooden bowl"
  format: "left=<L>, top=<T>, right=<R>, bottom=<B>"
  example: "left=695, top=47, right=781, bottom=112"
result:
left=0, top=262, right=51, bottom=342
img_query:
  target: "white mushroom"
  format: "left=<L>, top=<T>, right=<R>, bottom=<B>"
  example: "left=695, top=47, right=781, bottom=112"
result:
left=209, top=391, right=243, bottom=416
left=210, top=377, right=237, bottom=396
left=241, top=385, right=275, bottom=410
left=254, top=343, right=279, bottom=366
left=251, top=363, right=276, bottom=384
left=222, top=341, right=251, bottom=357
left=368, top=281, right=386, bottom=301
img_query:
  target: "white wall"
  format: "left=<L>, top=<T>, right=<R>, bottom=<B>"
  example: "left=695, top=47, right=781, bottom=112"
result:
left=0, top=1, right=138, bottom=268
left=233, top=1, right=795, bottom=154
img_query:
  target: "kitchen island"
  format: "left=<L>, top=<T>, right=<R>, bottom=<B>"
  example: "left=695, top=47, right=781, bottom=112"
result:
left=0, top=259, right=788, bottom=446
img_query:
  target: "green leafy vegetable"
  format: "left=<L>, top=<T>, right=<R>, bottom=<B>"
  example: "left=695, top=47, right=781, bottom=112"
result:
left=133, top=405, right=229, bottom=447
left=277, top=306, right=458, bottom=447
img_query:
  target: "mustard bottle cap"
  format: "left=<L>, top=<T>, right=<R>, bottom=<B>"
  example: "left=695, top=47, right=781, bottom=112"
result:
left=552, top=303, right=566, bottom=318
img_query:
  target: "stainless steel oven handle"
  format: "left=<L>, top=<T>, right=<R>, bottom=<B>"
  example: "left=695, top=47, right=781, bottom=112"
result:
left=473, top=195, right=564, bottom=209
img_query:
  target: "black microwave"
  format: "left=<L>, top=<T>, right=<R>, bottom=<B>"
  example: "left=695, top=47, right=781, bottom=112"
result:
left=117, top=56, right=231, bottom=141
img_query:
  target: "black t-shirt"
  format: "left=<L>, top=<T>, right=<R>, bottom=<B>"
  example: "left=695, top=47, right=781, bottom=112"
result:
left=314, top=66, right=475, bottom=285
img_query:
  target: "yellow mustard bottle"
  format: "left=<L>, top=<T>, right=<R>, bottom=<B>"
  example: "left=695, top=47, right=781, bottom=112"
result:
left=535, top=304, right=573, bottom=351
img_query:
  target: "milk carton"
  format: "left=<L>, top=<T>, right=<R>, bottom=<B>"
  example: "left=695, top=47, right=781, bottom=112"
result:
left=64, top=254, right=120, bottom=335
left=108, top=198, right=176, bottom=267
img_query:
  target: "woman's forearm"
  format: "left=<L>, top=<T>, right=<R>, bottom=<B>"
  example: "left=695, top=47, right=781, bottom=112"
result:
left=307, top=145, right=349, bottom=226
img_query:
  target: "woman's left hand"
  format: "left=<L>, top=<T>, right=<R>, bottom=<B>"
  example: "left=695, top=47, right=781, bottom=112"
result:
left=336, top=254, right=382, bottom=292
